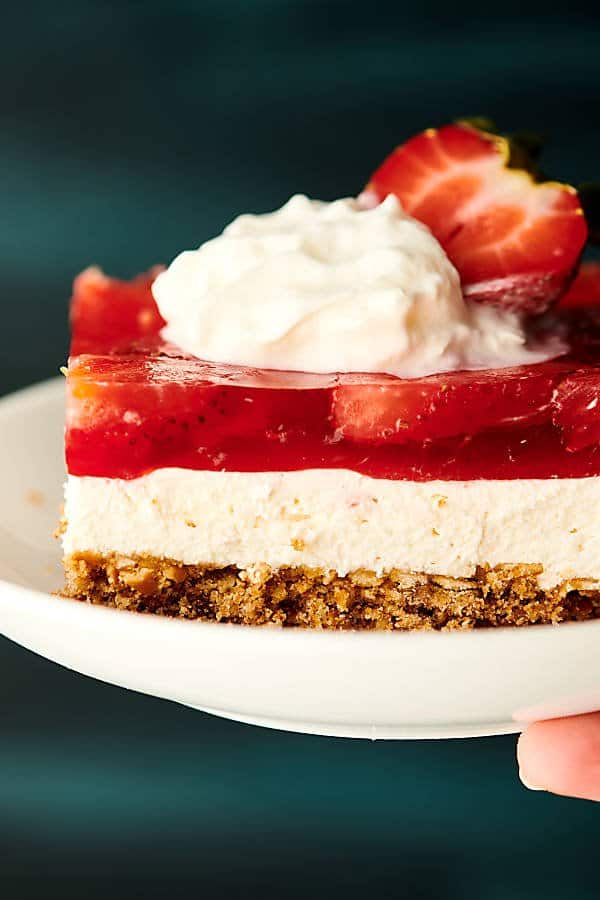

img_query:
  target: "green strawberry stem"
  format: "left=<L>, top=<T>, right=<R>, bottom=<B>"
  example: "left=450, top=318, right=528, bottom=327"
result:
left=457, top=117, right=545, bottom=174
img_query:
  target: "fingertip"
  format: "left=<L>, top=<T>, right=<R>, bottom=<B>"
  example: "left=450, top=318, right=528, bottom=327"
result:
left=517, top=714, right=600, bottom=801
left=517, top=725, right=548, bottom=792
left=518, top=769, right=546, bottom=792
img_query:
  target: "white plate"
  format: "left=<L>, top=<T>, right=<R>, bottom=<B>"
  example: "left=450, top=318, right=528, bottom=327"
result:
left=2, top=378, right=600, bottom=740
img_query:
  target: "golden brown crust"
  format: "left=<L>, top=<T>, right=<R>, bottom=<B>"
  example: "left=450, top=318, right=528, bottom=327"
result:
left=62, top=553, right=600, bottom=630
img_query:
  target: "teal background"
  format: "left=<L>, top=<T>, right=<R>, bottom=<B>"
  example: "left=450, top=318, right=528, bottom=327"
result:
left=1, top=2, right=600, bottom=897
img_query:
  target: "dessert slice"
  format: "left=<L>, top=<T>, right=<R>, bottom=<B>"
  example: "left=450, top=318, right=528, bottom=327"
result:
left=62, top=123, right=600, bottom=630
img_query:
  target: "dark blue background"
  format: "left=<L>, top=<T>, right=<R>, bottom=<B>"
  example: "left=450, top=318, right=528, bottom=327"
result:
left=1, top=2, right=600, bottom=897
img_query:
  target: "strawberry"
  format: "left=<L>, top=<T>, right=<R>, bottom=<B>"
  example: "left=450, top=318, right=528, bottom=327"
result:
left=552, top=372, right=600, bottom=452
left=332, top=364, right=569, bottom=445
left=557, top=261, right=600, bottom=309
left=70, top=266, right=165, bottom=355
left=365, top=122, right=587, bottom=315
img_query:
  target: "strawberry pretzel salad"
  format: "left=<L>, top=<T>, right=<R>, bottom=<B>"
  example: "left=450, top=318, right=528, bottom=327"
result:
left=61, top=121, right=600, bottom=630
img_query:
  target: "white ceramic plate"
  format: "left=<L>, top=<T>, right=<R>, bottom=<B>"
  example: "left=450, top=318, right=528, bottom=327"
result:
left=2, top=378, right=600, bottom=740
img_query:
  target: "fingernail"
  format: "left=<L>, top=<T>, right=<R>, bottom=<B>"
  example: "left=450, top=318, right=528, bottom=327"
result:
left=519, top=769, right=546, bottom=792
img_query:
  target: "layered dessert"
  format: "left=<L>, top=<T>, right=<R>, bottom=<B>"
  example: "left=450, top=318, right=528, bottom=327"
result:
left=62, top=121, right=600, bottom=629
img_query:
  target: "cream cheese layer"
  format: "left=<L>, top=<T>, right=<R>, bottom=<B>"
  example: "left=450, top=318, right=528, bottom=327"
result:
left=63, top=469, right=600, bottom=590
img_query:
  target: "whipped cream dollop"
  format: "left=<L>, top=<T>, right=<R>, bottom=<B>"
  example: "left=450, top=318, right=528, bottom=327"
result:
left=152, top=194, right=561, bottom=377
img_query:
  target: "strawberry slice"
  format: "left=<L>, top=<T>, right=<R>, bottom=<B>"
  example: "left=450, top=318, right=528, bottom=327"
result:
left=557, top=262, right=600, bottom=309
left=552, top=371, right=600, bottom=452
left=332, top=364, right=569, bottom=445
left=70, top=266, right=165, bottom=355
left=65, top=353, right=333, bottom=478
left=365, top=123, right=587, bottom=315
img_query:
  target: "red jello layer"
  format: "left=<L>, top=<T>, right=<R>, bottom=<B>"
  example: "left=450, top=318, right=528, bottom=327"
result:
left=65, top=267, right=600, bottom=481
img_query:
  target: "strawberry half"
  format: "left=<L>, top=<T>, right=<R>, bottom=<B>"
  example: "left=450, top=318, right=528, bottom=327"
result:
left=365, top=123, right=587, bottom=315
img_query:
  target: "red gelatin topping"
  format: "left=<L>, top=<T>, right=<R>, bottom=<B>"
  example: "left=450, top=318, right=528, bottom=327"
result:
left=65, top=271, right=600, bottom=481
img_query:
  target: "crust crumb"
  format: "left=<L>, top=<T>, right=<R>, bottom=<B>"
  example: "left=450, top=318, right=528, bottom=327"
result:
left=25, top=489, right=45, bottom=508
left=61, top=554, right=600, bottom=631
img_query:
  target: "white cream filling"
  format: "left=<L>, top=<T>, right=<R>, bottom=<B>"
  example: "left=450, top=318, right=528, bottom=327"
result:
left=63, top=469, right=600, bottom=590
